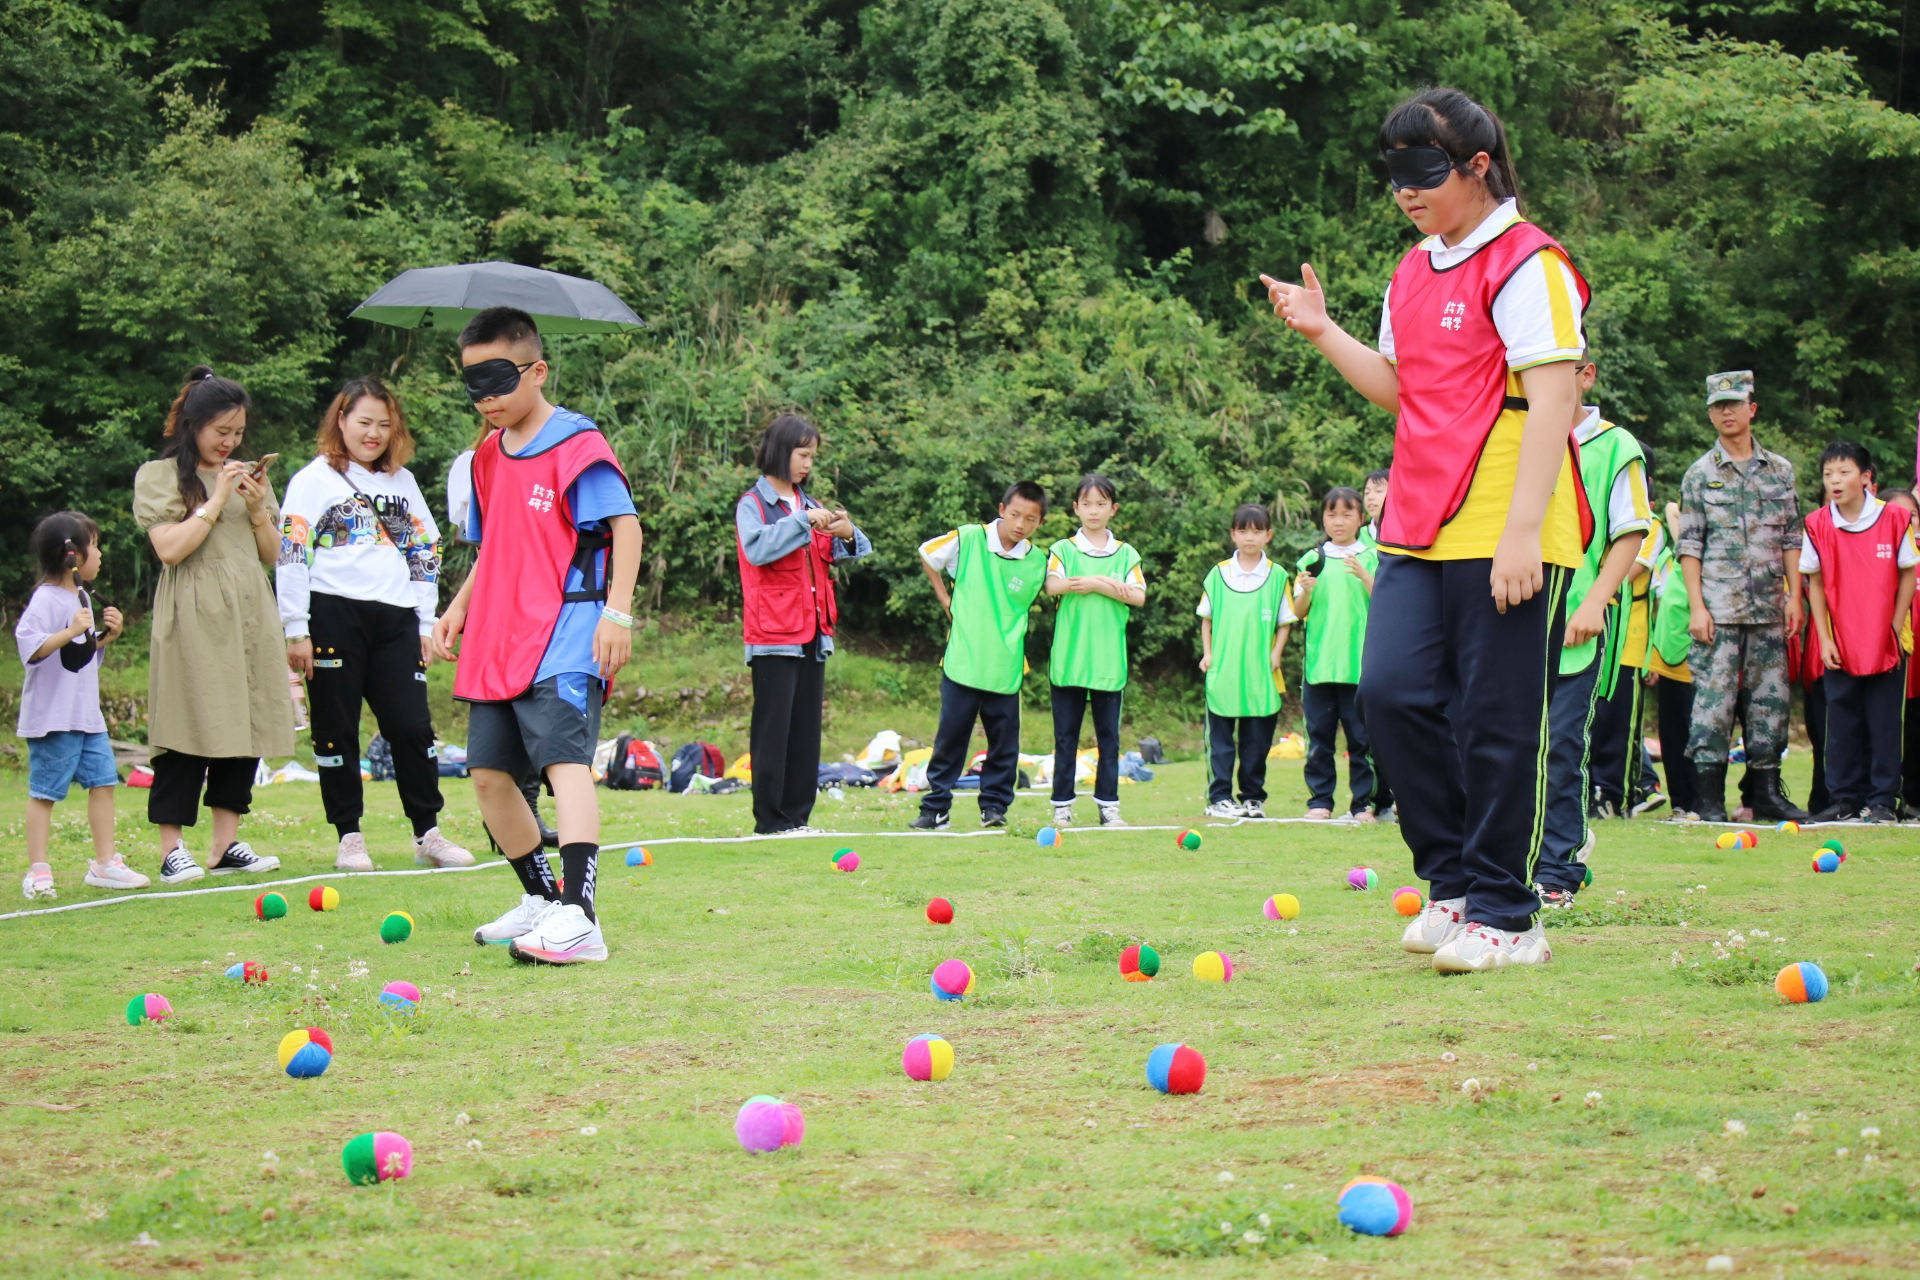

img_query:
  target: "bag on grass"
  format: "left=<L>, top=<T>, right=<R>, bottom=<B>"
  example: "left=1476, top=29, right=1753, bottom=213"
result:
left=669, top=742, right=727, bottom=793
left=603, top=734, right=665, bottom=790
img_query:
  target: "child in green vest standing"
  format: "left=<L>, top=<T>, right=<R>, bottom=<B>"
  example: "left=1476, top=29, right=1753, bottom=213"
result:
left=912, top=482, right=1049, bottom=829
left=1292, top=487, right=1379, bottom=821
left=1046, top=475, right=1146, bottom=828
left=1197, top=503, right=1294, bottom=819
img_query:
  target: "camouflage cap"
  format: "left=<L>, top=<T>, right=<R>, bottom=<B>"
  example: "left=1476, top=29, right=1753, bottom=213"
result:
left=1705, top=369, right=1754, bottom=406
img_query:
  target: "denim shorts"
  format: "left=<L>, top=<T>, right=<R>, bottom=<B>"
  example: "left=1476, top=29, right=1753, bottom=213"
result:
left=27, top=730, right=119, bottom=801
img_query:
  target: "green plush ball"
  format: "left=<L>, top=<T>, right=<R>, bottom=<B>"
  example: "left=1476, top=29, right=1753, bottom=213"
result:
left=1176, top=830, right=1203, bottom=851
left=379, top=911, right=414, bottom=945
left=1582, top=863, right=1593, bottom=887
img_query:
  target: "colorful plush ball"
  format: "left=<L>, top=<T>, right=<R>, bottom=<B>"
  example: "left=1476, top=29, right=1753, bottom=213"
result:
left=225, top=960, right=269, bottom=984
left=1821, top=838, right=1846, bottom=862
left=625, top=847, right=652, bottom=867
left=1119, top=944, right=1161, bottom=982
left=926, top=897, right=955, bottom=925
left=308, top=885, right=340, bottom=911
left=1392, top=887, right=1424, bottom=917
left=1036, top=826, right=1061, bottom=847
left=931, top=959, right=975, bottom=1002
left=902, top=1033, right=954, bottom=1082
left=277, top=1027, right=334, bottom=1078
left=1338, top=1177, right=1413, bottom=1236
left=1739, top=830, right=1759, bottom=849
left=125, top=993, right=172, bottom=1025
left=1192, top=951, right=1233, bottom=983
left=735, top=1096, right=805, bottom=1153
left=341, top=1130, right=412, bottom=1185
left=1775, top=962, right=1829, bottom=1003
left=1145, top=1042, right=1206, bottom=1094
left=254, top=892, right=288, bottom=921
left=1812, top=851, right=1840, bottom=873
left=1263, top=893, right=1300, bottom=921
left=1776, top=820, right=1800, bottom=833
left=1176, top=829, right=1203, bottom=851
left=1346, top=867, right=1378, bottom=891
left=1714, top=831, right=1739, bottom=849
left=831, top=849, right=859, bottom=872
left=1583, top=864, right=1594, bottom=887
left=379, top=911, right=414, bottom=945
left=379, top=980, right=421, bottom=1013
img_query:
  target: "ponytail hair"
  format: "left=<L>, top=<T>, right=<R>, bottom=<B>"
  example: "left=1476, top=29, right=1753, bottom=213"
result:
left=1378, top=88, right=1522, bottom=212
left=158, top=365, right=252, bottom=510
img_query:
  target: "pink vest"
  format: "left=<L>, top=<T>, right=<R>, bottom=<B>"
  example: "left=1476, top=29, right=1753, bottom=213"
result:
left=454, top=426, right=627, bottom=702
left=1804, top=502, right=1912, bottom=676
left=1382, top=221, right=1594, bottom=552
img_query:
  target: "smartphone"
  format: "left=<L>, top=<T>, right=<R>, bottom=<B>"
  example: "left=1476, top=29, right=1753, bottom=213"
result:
left=248, top=453, right=281, bottom=478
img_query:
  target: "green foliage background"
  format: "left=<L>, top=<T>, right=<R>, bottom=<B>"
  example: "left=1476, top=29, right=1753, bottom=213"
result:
left=6, top=0, right=1920, bottom=675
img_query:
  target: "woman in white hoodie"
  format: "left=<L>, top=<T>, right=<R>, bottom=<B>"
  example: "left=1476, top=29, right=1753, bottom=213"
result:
left=279, top=377, right=473, bottom=872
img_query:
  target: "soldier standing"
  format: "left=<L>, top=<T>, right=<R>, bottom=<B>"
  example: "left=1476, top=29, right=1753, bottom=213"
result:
left=1675, top=370, right=1810, bottom=823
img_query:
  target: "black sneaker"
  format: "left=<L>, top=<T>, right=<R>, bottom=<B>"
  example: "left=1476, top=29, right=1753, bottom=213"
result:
left=159, top=845, right=205, bottom=885
left=1629, top=789, right=1668, bottom=816
left=1864, top=805, right=1900, bottom=824
left=978, top=808, right=1008, bottom=828
left=908, top=811, right=950, bottom=832
left=209, top=841, right=281, bottom=875
left=1809, top=802, right=1864, bottom=824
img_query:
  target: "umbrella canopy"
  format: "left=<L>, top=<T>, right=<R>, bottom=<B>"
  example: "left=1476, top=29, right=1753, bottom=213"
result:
left=351, top=261, right=644, bottom=334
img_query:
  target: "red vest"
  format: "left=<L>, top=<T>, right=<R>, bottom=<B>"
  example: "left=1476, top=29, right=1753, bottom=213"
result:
left=1382, top=220, right=1594, bottom=552
left=737, top=488, right=838, bottom=645
left=1804, top=502, right=1912, bottom=676
left=454, top=425, right=628, bottom=702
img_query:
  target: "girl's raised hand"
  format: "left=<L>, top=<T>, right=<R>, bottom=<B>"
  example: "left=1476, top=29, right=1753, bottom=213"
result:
left=102, top=606, right=123, bottom=640
left=211, top=461, right=246, bottom=503
left=1258, top=264, right=1329, bottom=340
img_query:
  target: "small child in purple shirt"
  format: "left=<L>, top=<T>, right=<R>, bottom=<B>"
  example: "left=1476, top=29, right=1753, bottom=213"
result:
left=16, top=512, right=145, bottom=897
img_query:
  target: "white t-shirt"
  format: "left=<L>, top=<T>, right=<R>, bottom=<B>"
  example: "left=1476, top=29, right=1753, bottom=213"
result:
left=1377, top=198, right=1586, bottom=371
left=1574, top=409, right=1653, bottom=546
left=279, top=458, right=442, bottom=637
left=1797, top=496, right=1920, bottom=572
left=1194, top=554, right=1299, bottom=621
left=920, top=520, right=1031, bottom=573
left=1046, top=527, right=1147, bottom=586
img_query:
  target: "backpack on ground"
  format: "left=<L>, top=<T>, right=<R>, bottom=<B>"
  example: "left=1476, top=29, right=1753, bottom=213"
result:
left=603, top=734, right=665, bottom=790
left=669, top=741, right=727, bottom=793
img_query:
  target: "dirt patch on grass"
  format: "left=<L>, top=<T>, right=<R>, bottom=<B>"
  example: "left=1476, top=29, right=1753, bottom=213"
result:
left=1243, top=1061, right=1435, bottom=1108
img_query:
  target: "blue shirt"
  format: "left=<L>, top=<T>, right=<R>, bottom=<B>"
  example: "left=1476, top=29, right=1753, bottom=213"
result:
left=467, top=408, right=636, bottom=703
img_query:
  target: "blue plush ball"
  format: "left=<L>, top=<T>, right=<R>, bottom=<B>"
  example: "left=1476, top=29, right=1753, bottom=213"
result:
left=1338, top=1182, right=1404, bottom=1236
left=284, top=1042, right=332, bottom=1078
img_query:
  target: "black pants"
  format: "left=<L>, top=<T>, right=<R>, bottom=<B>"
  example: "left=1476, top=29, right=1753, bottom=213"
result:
left=923, top=676, right=1021, bottom=816
left=1357, top=556, right=1566, bottom=934
left=1303, top=682, right=1374, bottom=813
left=749, top=639, right=825, bottom=833
left=1656, top=678, right=1699, bottom=814
left=1050, top=685, right=1122, bottom=805
left=1822, top=660, right=1907, bottom=809
left=1587, top=665, right=1639, bottom=808
left=148, top=751, right=256, bottom=826
left=1801, top=680, right=1829, bottom=813
left=1206, top=711, right=1277, bottom=805
left=308, top=593, right=443, bottom=840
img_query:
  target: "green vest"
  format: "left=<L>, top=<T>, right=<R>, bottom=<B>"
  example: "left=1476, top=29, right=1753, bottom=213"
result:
left=1559, top=421, right=1646, bottom=688
left=1649, top=539, right=1693, bottom=669
left=1048, top=536, right=1140, bottom=691
left=1296, top=543, right=1377, bottom=685
left=1203, top=560, right=1287, bottom=717
left=943, top=524, right=1045, bottom=695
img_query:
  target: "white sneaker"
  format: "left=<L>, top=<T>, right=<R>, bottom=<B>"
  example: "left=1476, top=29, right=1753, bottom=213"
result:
left=336, top=832, right=374, bottom=872
left=1303, top=807, right=1334, bottom=821
left=1432, top=921, right=1551, bottom=973
left=414, top=827, right=475, bottom=868
left=209, top=842, right=279, bottom=875
left=507, top=902, right=608, bottom=964
left=1052, top=804, right=1075, bottom=827
left=1574, top=829, right=1596, bottom=864
left=474, top=894, right=556, bottom=946
left=1401, top=895, right=1466, bottom=954
left=20, top=866, right=55, bottom=901
left=1241, top=800, right=1267, bottom=819
left=83, top=855, right=150, bottom=891
left=1203, top=800, right=1241, bottom=819
left=159, top=846, right=205, bottom=885
left=1097, top=803, right=1126, bottom=828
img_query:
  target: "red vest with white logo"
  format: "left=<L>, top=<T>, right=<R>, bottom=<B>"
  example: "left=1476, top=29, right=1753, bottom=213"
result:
left=1804, top=502, right=1912, bottom=676
left=454, top=426, right=628, bottom=702
left=1383, top=221, right=1595, bottom=552
left=737, top=489, right=839, bottom=645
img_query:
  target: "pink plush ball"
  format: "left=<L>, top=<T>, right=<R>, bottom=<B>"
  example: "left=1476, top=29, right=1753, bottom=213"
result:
left=735, top=1096, right=805, bottom=1153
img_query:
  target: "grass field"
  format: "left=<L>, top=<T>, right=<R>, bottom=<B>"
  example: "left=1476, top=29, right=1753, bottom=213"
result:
left=2, top=756, right=1916, bottom=1279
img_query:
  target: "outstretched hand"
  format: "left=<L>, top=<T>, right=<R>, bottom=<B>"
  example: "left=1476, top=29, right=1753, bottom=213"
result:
left=1258, top=264, right=1329, bottom=340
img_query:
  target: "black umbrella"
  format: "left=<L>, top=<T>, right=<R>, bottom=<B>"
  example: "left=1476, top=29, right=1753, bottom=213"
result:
left=351, top=261, right=644, bottom=334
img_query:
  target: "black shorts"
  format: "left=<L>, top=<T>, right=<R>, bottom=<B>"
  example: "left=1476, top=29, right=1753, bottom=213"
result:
left=465, top=674, right=604, bottom=783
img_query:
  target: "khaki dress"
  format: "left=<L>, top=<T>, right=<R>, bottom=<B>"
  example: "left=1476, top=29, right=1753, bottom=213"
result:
left=133, top=460, right=296, bottom=760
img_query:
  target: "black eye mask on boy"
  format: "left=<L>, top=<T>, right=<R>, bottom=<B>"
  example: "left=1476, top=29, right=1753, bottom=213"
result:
left=461, top=358, right=537, bottom=403
left=1381, top=144, right=1461, bottom=193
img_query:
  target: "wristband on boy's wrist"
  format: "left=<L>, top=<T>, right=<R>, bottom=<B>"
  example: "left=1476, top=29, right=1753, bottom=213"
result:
left=600, top=606, right=634, bottom=629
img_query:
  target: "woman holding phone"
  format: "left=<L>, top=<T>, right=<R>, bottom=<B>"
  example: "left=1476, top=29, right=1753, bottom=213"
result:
left=133, top=366, right=295, bottom=883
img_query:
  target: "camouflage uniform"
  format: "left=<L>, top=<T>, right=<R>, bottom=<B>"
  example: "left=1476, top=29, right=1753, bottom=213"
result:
left=1676, top=431, right=1799, bottom=768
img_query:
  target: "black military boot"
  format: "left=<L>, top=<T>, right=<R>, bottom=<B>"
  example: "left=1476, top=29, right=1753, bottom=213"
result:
left=521, top=778, right=560, bottom=848
left=1695, top=763, right=1729, bottom=824
left=1749, top=766, right=1809, bottom=823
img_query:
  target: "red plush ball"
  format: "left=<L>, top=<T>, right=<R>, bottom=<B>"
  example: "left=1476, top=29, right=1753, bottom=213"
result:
left=926, top=897, right=954, bottom=924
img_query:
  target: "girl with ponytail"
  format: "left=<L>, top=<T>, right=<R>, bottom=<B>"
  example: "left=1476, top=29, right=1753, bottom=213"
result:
left=132, top=366, right=294, bottom=884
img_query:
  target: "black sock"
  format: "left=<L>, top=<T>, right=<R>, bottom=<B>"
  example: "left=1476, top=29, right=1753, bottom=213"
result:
left=508, top=847, right=559, bottom=900
left=560, top=841, right=598, bottom=922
